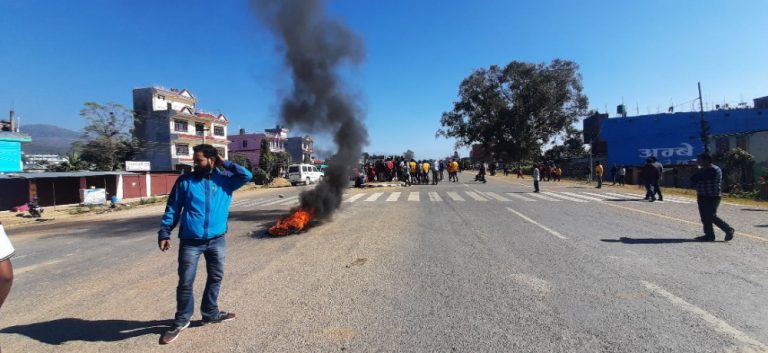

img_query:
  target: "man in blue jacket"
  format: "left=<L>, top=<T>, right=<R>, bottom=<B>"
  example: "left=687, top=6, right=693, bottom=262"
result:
left=158, top=144, right=252, bottom=344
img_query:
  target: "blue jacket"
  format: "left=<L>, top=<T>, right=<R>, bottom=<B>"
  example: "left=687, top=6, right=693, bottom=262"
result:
left=158, top=161, right=253, bottom=241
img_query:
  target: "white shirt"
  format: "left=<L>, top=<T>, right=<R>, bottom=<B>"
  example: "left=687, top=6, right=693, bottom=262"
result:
left=433, top=161, right=439, bottom=171
left=533, top=168, right=540, bottom=181
left=0, top=224, right=15, bottom=261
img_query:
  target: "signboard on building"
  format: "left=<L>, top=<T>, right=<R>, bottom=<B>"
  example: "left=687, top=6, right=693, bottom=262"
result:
left=81, top=188, right=107, bottom=205
left=126, top=161, right=151, bottom=172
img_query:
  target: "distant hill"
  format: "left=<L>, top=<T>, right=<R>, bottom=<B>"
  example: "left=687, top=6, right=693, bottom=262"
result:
left=20, top=124, right=83, bottom=155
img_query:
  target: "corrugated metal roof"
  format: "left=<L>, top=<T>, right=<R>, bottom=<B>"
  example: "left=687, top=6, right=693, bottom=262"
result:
left=0, top=171, right=137, bottom=179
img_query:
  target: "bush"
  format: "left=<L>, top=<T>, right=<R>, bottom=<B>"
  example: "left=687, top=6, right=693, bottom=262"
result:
left=253, top=168, right=270, bottom=185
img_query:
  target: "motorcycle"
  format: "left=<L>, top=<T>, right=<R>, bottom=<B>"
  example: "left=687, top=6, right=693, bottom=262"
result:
left=27, top=199, right=44, bottom=218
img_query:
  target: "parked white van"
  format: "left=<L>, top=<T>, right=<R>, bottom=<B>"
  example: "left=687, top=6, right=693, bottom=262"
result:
left=288, top=164, right=324, bottom=185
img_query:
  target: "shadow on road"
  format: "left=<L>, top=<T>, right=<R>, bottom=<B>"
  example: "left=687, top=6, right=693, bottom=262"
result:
left=755, top=225, right=768, bottom=228
left=0, top=318, right=170, bottom=344
left=741, top=208, right=768, bottom=212
left=604, top=199, right=643, bottom=202
left=601, top=237, right=721, bottom=244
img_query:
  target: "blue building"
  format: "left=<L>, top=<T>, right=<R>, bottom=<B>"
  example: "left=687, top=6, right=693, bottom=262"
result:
left=0, top=132, right=31, bottom=173
left=583, top=106, right=768, bottom=169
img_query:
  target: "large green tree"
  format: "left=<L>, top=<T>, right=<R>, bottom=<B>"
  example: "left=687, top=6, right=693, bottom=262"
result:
left=437, top=60, right=589, bottom=162
left=77, top=102, right=136, bottom=171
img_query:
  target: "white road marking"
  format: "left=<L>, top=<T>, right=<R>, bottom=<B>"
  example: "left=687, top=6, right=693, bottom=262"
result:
left=464, top=191, right=488, bottom=201
left=15, top=259, right=65, bottom=275
left=641, top=281, right=768, bottom=352
left=505, top=193, right=536, bottom=202
left=407, top=192, right=420, bottom=201
left=562, top=192, right=604, bottom=202
left=343, top=194, right=366, bottom=203
left=581, top=192, right=615, bottom=200
left=528, top=193, right=561, bottom=202
left=506, top=207, right=567, bottom=239
left=365, top=192, right=384, bottom=202
left=428, top=192, right=443, bottom=202
left=604, top=192, right=634, bottom=199
left=386, top=192, right=401, bottom=202
left=260, top=196, right=299, bottom=206
left=278, top=198, right=300, bottom=206
left=446, top=192, right=465, bottom=201
left=543, top=192, right=587, bottom=202
left=483, top=192, right=511, bottom=202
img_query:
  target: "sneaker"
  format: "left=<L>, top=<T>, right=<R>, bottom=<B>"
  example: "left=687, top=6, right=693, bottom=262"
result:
left=658, top=198, right=664, bottom=201
left=725, top=228, right=735, bottom=241
left=694, top=235, right=715, bottom=242
left=202, top=311, right=236, bottom=325
left=160, top=321, right=190, bottom=345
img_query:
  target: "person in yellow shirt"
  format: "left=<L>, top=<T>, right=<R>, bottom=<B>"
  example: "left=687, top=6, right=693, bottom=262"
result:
left=450, top=159, right=460, bottom=182
left=408, top=159, right=418, bottom=184
left=595, top=161, right=604, bottom=188
left=421, top=161, right=430, bottom=184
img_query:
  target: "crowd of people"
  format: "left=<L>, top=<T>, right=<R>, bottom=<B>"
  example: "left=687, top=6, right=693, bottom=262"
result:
left=357, top=157, right=462, bottom=187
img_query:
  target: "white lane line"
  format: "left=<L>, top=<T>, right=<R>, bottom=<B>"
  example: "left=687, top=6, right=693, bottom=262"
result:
left=505, top=193, right=536, bottom=202
left=260, top=196, right=299, bottom=206
left=562, top=192, right=604, bottom=202
left=484, top=192, right=511, bottom=202
left=620, top=192, right=646, bottom=199
left=386, top=192, right=401, bottom=202
left=604, top=192, right=634, bottom=199
left=615, top=192, right=690, bottom=204
left=230, top=199, right=252, bottom=206
left=343, top=194, right=366, bottom=203
left=506, top=207, right=567, bottom=239
left=528, top=193, right=561, bottom=201
left=365, top=192, right=384, bottom=202
left=14, top=259, right=66, bottom=275
left=446, top=192, right=465, bottom=201
left=278, top=198, right=300, bottom=206
left=641, top=281, right=768, bottom=352
left=407, top=192, right=420, bottom=201
left=543, top=192, right=587, bottom=202
left=582, top=192, right=615, bottom=200
left=428, top=192, right=443, bottom=202
left=464, top=191, right=488, bottom=201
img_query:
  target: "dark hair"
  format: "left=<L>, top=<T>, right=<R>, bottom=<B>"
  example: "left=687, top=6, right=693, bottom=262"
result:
left=193, top=144, right=218, bottom=158
left=697, top=152, right=713, bottom=162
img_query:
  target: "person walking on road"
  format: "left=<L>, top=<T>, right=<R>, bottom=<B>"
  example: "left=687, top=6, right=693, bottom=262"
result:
left=432, top=160, right=440, bottom=185
left=584, top=166, right=592, bottom=184
left=533, top=165, right=541, bottom=192
left=516, top=166, right=524, bottom=179
left=157, top=144, right=253, bottom=345
left=617, top=165, right=626, bottom=186
left=438, top=160, right=445, bottom=181
left=690, top=152, right=735, bottom=242
left=595, top=161, right=604, bottom=188
left=650, top=156, right=664, bottom=201
left=610, top=163, right=618, bottom=185
left=641, top=158, right=660, bottom=201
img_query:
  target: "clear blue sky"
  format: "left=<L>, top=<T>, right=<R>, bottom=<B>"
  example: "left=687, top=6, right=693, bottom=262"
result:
left=1, top=0, right=766, bottom=159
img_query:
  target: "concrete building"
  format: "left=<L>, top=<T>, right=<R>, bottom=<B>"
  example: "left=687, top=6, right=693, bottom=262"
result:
left=583, top=99, right=768, bottom=184
left=0, top=110, right=31, bottom=173
left=285, top=135, right=313, bottom=163
left=228, top=126, right=288, bottom=166
left=132, top=87, right=229, bottom=171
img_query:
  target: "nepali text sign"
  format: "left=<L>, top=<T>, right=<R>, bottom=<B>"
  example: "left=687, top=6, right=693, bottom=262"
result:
left=126, top=161, right=151, bottom=172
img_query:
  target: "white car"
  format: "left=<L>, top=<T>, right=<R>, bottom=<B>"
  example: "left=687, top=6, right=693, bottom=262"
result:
left=288, top=164, right=324, bottom=185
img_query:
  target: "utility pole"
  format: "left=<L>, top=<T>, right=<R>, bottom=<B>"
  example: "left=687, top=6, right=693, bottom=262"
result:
left=698, top=82, right=710, bottom=153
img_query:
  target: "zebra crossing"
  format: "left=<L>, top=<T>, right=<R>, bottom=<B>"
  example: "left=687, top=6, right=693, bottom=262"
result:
left=229, top=190, right=696, bottom=209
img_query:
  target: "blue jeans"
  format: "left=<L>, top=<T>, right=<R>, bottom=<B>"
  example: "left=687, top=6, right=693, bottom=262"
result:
left=175, top=236, right=226, bottom=326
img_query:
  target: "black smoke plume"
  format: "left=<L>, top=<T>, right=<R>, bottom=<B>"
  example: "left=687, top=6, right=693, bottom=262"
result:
left=252, top=0, right=368, bottom=219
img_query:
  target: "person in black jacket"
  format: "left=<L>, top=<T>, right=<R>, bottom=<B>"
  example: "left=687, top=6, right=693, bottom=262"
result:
left=690, top=153, right=734, bottom=241
left=640, top=158, right=660, bottom=201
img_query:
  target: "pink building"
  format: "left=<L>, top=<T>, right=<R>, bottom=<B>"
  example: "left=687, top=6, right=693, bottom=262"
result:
left=228, top=126, right=287, bottom=166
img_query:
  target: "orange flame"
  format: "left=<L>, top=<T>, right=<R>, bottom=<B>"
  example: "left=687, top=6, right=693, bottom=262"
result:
left=268, top=208, right=315, bottom=236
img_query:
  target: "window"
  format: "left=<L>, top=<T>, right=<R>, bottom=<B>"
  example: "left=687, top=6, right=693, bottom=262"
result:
left=213, top=126, right=225, bottom=136
left=242, top=140, right=248, bottom=148
left=216, top=147, right=225, bottom=157
left=157, top=94, right=165, bottom=100
left=174, top=120, right=188, bottom=132
left=302, top=166, right=308, bottom=172
left=176, top=144, right=189, bottom=156
left=195, top=123, right=205, bottom=136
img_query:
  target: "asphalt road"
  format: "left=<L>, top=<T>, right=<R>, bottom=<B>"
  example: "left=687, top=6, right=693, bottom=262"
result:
left=1, top=176, right=766, bottom=352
